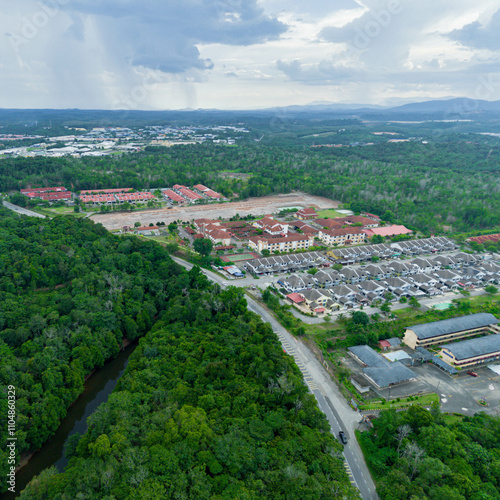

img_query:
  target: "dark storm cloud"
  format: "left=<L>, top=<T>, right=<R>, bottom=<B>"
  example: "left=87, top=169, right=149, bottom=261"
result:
left=448, top=8, right=500, bottom=51
left=56, top=0, right=287, bottom=73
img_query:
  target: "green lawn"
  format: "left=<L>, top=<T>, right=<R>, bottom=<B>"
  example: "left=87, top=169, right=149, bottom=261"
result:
left=359, top=393, right=439, bottom=411
left=35, top=206, right=96, bottom=218
left=442, top=413, right=465, bottom=426
left=392, top=307, right=419, bottom=320
left=316, top=208, right=344, bottom=218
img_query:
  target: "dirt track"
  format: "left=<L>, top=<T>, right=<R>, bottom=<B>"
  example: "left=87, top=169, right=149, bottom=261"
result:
left=90, top=192, right=339, bottom=230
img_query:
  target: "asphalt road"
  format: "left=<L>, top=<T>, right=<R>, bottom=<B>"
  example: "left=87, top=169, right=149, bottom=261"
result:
left=171, top=256, right=379, bottom=500
left=2, top=200, right=46, bottom=218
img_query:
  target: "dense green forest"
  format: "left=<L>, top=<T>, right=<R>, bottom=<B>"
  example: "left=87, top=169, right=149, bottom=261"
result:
left=0, top=208, right=356, bottom=497
left=358, top=408, right=500, bottom=500
left=2, top=138, right=499, bottom=233
left=19, top=286, right=358, bottom=499
left=0, top=207, right=186, bottom=492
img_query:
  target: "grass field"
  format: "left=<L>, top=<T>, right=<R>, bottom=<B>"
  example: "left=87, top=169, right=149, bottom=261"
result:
left=224, top=253, right=257, bottom=262
left=359, top=393, right=439, bottom=411
left=316, top=208, right=344, bottom=218
left=36, top=206, right=92, bottom=218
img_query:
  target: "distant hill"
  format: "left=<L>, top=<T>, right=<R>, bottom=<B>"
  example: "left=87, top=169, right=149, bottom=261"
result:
left=387, top=98, right=500, bottom=114
left=1, top=97, right=500, bottom=129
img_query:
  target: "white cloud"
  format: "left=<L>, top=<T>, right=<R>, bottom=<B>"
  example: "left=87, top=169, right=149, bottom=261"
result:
left=0, top=0, right=499, bottom=109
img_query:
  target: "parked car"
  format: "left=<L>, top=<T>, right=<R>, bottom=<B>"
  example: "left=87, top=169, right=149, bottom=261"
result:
left=339, top=431, right=348, bottom=444
left=467, top=371, right=478, bottom=377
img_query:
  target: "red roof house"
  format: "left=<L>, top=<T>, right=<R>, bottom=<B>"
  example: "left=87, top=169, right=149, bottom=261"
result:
left=295, top=207, right=318, bottom=220
left=286, top=293, right=305, bottom=304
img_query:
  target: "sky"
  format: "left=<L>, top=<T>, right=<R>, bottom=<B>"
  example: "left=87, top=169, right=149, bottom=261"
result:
left=1, top=0, right=500, bottom=110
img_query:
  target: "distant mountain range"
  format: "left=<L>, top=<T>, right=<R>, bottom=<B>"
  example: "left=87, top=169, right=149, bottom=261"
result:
left=1, top=98, right=500, bottom=128
left=262, top=98, right=500, bottom=117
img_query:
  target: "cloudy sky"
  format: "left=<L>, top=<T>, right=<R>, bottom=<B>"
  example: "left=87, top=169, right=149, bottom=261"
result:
left=1, top=0, right=500, bottom=110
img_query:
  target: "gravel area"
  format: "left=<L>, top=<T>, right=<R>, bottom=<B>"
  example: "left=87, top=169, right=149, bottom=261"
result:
left=90, top=192, right=339, bottom=230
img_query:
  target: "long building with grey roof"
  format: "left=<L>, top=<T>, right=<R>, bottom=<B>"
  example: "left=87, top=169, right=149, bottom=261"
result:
left=403, top=313, right=500, bottom=349
left=439, top=334, right=500, bottom=368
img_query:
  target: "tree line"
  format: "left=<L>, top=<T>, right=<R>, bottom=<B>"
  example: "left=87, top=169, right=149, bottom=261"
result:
left=0, top=207, right=190, bottom=492
left=1, top=138, right=499, bottom=234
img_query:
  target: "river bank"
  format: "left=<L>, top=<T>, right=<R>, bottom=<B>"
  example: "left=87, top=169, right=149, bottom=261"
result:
left=2, top=342, right=137, bottom=499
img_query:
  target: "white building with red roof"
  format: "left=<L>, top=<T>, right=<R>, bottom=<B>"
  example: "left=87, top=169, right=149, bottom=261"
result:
left=196, top=221, right=232, bottom=246
left=253, top=216, right=289, bottom=236
left=295, top=207, right=318, bottom=220
left=318, top=228, right=366, bottom=246
left=248, top=234, right=314, bottom=253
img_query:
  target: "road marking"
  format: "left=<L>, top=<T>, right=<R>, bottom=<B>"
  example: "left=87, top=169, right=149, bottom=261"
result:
left=344, top=462, right=357, bottom=485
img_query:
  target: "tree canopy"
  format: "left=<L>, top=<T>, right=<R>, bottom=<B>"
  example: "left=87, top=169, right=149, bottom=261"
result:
left=20, top=274, right=358, bottom=499
left=359, top=408, right=500, bottom=500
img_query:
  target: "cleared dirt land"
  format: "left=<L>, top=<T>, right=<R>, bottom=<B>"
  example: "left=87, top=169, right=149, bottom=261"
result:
left=91, top=192, right=339, bottom=230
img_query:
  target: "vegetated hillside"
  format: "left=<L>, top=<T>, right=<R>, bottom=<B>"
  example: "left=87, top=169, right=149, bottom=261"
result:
left=358, top=407, right=500, bottom=500
left=3, top=138, right=500, bottom=233
left=19, top=285, right=358, bottom=499
left=0, top=207, right=187, bottom=492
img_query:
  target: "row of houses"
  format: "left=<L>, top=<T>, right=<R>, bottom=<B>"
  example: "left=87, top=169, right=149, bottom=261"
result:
left=21, top=186, right=72, bottom=201
left=79, top=191, right=155, bottom=205
left=279, top=253, right=500, bottom=310
left=244, top=252, right=329, bottom=275
left=248, top=233, right=315, bottom=253
left=328, top=237, right=458, bottom=263
left=193, top=184, right=222, bottom=200
left=164, top=184, right=223, bottom=204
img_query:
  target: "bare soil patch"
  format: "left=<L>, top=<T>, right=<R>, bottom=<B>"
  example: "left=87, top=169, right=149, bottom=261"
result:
left=91, top=192, right=339, bottom=230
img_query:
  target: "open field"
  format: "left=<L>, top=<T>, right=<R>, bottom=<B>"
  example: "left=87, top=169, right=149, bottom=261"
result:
left=90, top=192, right=339, bottom=230
left=222, top=253, right=259, bottom=262
left=316, top=208, right=344, bottom=218
left=358, top=393, right=439, bottom=411
left=37, top=206, right=94, bottom=218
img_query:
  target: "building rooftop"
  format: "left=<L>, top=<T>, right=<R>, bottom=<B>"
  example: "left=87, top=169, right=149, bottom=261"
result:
left=363, top=225, right=412, bottom=237
left=408, top=313, right=499, bottom=340
left=363, top=363, right=417, bottom=388
left=349, top=345, right=387, bottom=367
left=441, top=334, right=500, bottom=361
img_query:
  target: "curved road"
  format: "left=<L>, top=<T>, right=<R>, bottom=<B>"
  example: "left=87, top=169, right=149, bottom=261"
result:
left=172, top=256, right=378, bottom=500
left=2, top=200, right=46, bottom=218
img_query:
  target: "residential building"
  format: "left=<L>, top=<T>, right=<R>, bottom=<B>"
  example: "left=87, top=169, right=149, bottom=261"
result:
left=314, top=218, right=343, bottom=230
left=318, top=228, right=366, bottom=246
left=248, top=234, right=314, bottom=253
left=334, top=215, right=379, bottom=228
left=295, top=207, right=318, bottom=220
left=253, top=217, right=289, bottom=236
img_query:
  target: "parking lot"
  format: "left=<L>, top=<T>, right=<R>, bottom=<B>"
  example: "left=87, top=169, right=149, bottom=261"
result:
left=345, top=352, right=500, bottom=416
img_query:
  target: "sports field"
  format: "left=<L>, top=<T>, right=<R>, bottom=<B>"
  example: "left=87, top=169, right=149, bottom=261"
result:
left=316, top=208, right=344, bottom=218
left=222, top=252, right=259, bottom=262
